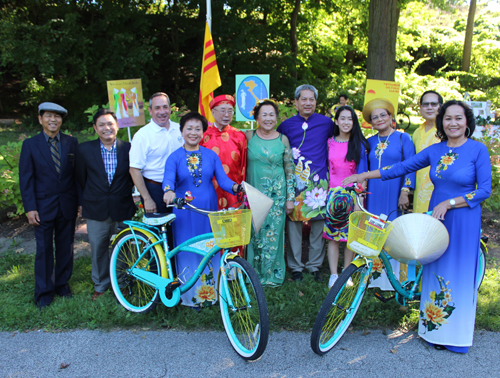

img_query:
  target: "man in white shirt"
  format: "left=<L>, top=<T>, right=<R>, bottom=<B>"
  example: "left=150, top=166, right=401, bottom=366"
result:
left=129, top=92, right=183, bottom=214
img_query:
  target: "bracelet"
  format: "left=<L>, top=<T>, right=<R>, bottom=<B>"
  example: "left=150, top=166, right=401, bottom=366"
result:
left=400, top=187, right=410, bottom=193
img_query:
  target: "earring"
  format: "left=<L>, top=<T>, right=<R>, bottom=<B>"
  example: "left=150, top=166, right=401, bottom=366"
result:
left=465, top=127, right=471, bottom=138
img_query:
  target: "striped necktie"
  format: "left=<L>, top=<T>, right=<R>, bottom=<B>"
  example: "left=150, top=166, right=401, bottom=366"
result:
left=49, top=137, right=61, bottom=174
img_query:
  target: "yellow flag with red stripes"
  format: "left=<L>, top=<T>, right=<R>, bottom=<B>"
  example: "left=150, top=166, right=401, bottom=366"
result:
left=198, top=22, right=221, bottom=124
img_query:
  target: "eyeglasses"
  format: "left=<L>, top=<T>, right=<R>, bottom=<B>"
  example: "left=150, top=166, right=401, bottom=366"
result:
left=421, top=102, right=440, bottom=108
left=213, top=108, right=234, bottom=115
left=371, top=113, right=389, bottom=122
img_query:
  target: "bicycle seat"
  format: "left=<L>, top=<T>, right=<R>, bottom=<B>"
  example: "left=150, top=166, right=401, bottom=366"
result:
left=142, top=213, right=176, bottom=226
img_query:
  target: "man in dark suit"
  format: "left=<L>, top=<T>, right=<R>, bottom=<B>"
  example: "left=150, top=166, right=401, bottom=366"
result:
left=76, top=108, right=136, bottom=301
left=19, top=102, right=79, bottom=309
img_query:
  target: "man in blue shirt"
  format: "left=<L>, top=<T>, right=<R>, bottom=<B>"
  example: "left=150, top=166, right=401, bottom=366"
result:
left=76, top=109, right=136, bottom=301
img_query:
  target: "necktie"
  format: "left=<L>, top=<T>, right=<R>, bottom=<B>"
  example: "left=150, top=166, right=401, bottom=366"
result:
left=49, top=137, right=61, bottom=174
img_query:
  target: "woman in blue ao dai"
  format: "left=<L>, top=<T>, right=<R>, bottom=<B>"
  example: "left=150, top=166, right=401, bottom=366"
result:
left=343, top=100, right=491, bottom=353
left=323, top=106, right=369, bottom=288
left=363, top=99, right=415, bottom=290
left=163, top=112, right=239, bottom=308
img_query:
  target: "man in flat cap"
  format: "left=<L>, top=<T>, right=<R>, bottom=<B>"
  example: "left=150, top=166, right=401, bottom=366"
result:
left=19, top=102, right=79, bottom=309
left=200, top=94, right=247, bottom=209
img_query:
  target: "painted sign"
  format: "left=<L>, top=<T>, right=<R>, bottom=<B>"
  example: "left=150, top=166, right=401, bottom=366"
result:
left=106, top=78, right=145, bottom=128
left=235, top=75, right=270, bottom=122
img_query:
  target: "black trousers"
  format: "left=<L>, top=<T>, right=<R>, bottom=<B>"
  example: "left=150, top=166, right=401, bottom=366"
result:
left=34, top=208, right=76, bottom=306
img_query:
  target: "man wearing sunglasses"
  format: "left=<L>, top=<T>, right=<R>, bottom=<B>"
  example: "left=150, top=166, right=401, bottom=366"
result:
left=412, top=90, right=444, bottom=213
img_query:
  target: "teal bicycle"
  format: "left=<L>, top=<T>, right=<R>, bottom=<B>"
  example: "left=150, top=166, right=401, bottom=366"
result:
left=310, top=187, right=488, bottom=355
left=109, top=195, right=269, bottom=361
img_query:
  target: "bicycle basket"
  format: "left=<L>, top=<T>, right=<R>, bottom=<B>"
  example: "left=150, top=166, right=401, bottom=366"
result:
left=208, top=209, right=252, bottom=248
left=347, top=211, right=393, bottom=258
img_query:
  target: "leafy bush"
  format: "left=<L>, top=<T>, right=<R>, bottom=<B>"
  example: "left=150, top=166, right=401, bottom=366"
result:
left=0, top=135, right=28, bottom=216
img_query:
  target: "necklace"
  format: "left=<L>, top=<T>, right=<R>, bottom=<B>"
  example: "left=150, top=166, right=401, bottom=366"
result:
left=376, top=129, right=394, bottom=169
left=334, top=136, right=349, bottom=143
left=184, top=146, right=203, bottom=187
left=447, top=138, right=467, bottom=154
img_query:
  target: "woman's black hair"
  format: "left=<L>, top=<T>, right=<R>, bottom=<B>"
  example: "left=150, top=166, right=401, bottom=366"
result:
left=435, top=100, right=475, bottom=141
left=333, top=106, right=370, bottom=164
left=179, top=112, right=208, bottom=133
left=253, top=99, right=279, bottom=120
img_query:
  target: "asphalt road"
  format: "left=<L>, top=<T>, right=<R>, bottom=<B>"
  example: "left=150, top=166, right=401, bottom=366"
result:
left=1, top=329, right=499, bottom=377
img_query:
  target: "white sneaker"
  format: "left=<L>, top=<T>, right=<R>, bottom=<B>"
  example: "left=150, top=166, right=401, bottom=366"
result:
left=329, top=274, right=339, bottom=288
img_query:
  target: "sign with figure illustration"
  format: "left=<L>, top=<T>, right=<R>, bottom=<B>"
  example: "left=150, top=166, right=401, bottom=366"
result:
left=235, top=75, right=270, bottom=122
left=106, top=79, right=145, bottom=128
left=362, top=79, right=400, bottom=128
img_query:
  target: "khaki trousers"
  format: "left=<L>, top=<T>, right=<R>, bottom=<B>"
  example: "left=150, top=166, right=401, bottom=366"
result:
left=286, top=220, right=326, bottom=273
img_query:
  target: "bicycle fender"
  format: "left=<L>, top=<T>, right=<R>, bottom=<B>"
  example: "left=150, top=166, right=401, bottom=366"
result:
left=351, top=257, right=367, bottom=268
left=113, top=227, right=169, bottom=279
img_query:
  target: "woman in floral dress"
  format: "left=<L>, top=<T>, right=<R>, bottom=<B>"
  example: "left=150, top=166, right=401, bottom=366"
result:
left=343, top=100, right=491, bottom=353
left=363, top=99, right=415, bottom=290
left=323, top=106, right=369, bottom=288
left=245, top=100, right=295, bottom=286
left=163, top=112, right=240, bottom=307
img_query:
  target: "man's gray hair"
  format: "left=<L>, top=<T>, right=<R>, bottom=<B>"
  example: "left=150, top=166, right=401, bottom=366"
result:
left=149, top=92, right=171, bottom=108
left=294, top=84, right=318, bottom=100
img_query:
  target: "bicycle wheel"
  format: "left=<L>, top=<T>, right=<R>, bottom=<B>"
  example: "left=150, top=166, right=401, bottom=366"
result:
left=476, top=242, right=487, bottom=290
left=311, top=262, right=370, bottom=355
left=110, top=230, right=164, bottom=313
left=218, top=256, right=269, bottom=361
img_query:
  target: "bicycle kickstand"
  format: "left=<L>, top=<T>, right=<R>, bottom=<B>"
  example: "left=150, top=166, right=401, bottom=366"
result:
left=374, top=292, right=395, bottom=303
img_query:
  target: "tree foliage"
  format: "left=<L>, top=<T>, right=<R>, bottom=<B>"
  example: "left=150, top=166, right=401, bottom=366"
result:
left=0, top=0, right=499, bottom=125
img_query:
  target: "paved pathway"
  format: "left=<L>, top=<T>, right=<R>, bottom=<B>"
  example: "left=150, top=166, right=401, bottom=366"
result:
left=1, top=329, right=499, bottom=377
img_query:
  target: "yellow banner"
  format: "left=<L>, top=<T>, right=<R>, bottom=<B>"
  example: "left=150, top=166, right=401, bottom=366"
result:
left=198, top=23, right=221, bottom=124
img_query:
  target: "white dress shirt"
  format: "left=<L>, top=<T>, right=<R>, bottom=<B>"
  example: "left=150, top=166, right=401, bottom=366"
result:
left=129, top=120, right=183, bottom=182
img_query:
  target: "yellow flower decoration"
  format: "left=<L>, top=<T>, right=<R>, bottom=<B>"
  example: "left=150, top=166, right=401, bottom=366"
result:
left=424, top=301, right=449, bottom=325
left=194, top=283, right=216, bottom=303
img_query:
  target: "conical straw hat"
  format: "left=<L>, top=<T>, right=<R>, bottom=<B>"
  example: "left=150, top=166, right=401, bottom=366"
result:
left=383, top=213, right=449, bottom=265
left=241, top=181, right=274, bottom=234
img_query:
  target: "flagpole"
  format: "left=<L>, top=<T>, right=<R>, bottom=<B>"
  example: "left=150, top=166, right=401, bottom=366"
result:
left=206, top=0, right=212, bottom=31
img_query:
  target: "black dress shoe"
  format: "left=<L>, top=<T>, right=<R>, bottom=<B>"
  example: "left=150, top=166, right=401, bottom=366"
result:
left=292, top=271, right=303, bottom=281
left=312, top=271, right=324, bottom=282
left=434, top=344, right=447, bottom=350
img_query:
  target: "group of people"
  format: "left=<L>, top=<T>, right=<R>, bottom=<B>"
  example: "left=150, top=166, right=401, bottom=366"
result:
left=19, top=83, right=491, bottom=354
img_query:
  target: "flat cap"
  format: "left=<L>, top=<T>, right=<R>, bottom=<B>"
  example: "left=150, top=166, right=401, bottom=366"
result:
left=362, top=98, right=394, bottom=124
left=38, top=102, right=68, bottom=116
left=209, top=95, right=235, bottom=110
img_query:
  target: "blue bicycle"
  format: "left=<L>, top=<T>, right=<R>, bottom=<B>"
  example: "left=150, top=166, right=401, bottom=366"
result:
left=109, top=196, right=269, bottom=361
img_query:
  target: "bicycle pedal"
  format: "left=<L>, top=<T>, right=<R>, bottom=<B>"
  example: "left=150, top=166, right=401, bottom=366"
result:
left=374, top=292, right=394, bottom=303
left=165, top=281, right=181, bottom=294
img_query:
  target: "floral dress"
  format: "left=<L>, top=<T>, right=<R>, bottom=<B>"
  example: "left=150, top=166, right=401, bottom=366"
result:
left=246, top=132, right=295, bottom=286
left=380, top=139, right=491, bottom=350
left=162, top=146, right=235, bottom=307
left=367, top=131, right=415, bottom=290
left=323, top=137, right=368, bottom=241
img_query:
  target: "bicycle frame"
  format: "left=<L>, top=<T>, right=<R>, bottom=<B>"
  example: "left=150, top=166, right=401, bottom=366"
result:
left=112, top=220, right=242, bottom=308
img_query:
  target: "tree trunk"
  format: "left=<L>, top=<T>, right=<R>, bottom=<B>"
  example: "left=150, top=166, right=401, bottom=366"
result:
left=462, top=0, right=476, bottom=72
left=346, top=33, right=354, bottom=65
left=366, top=0, right=400, bottom=81
left=290, top=0, right=301, bottom=80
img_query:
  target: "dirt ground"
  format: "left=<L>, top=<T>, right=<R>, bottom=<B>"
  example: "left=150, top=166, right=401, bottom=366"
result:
left=1, top=207, right=499, bottom=267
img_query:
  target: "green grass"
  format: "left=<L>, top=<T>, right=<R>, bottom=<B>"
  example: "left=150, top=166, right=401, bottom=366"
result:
left=1, top=247, right=498, bottom=333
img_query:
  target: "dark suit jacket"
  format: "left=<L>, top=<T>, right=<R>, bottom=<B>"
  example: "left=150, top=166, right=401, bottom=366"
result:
left=19, top=132, right=79, bottom=221
left=76, top=138, right=135, bottom=221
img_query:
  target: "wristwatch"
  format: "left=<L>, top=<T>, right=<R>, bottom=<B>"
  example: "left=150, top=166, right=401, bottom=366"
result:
left=449, top=199, right=456, bottom=209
